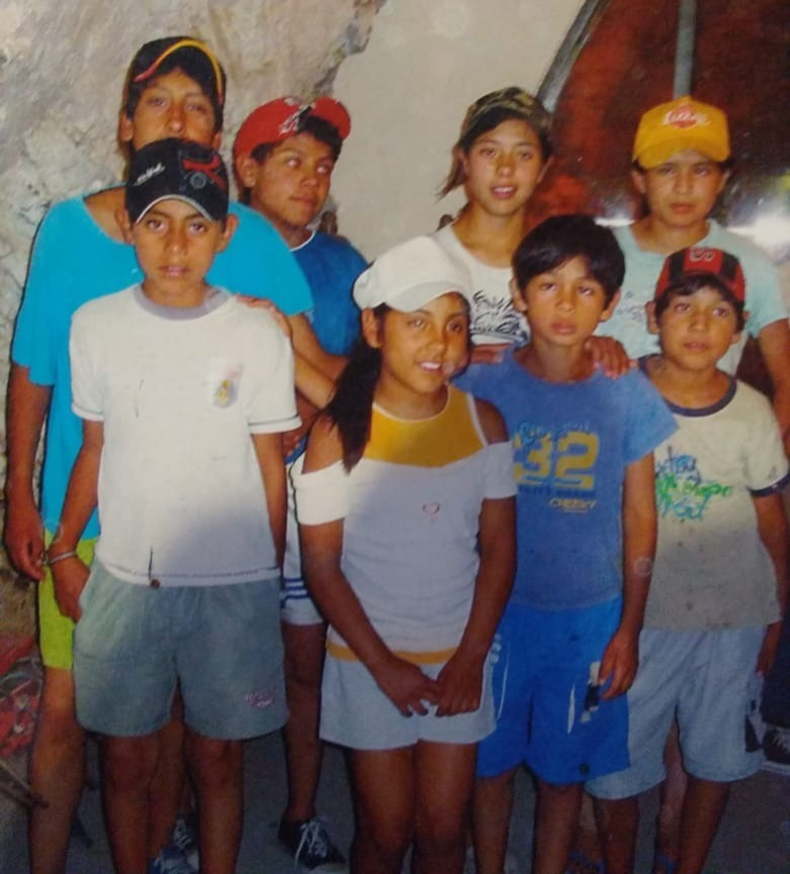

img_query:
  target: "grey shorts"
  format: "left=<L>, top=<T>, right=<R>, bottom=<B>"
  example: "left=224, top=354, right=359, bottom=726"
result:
left=73, top=562, right=287, bottom=740
left=587, top=627, right=765, bottom=799
left=320, top=652, right=495, bottom=750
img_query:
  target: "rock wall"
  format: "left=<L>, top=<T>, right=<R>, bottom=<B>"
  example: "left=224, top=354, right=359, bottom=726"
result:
left=0, top=0, right=385, bottom=623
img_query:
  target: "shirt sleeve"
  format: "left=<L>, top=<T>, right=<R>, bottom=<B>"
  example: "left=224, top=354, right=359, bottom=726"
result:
left=292, top=458, right=350, bottom=525
left=69, top=306, right=104, bottom=422
left=623, top=370, right=678, bottom=463
left=11, top=204, right=67, bottom=384
left=483, top=440, right=517, bottom=499
left=742, top=247, right=788, bottom=338
left=242, top=309, right=300, bottom=434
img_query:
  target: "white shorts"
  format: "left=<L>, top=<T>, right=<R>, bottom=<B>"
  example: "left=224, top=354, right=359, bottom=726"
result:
left=320, top=652, right=495, bottom=750
left=282, top=462, right=323, bottom=626
left=587, top=627, right=765, bottom=799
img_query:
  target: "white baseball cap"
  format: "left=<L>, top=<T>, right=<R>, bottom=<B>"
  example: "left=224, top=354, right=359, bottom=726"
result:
left=353, top=236, right=474, bottom=312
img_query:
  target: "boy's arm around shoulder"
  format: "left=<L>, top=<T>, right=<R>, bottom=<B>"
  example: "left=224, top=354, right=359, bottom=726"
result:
left=600, top=450, right=657, bottom=699
left=298, top=415, right=439, bottom=716
left=437, top=398, right=516, bottom=715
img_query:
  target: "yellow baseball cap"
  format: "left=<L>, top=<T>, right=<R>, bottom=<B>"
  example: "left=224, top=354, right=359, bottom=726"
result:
left=633, top=96, right=730, bottom=169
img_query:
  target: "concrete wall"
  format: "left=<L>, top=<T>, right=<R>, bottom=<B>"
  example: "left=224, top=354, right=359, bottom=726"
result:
left=332, top=0, right=584, bottom=258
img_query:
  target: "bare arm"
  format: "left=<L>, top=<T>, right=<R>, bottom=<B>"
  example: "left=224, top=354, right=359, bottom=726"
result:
left=436, top=400, right=515, bottom=715
left=757, top=319, right=790, bottom=454
left=600, top=452, right=656, bottom=699
left=300, top=416, right=439, bottom=715
left=49, top=419, right=104, bottom=621
left=288, top=313, right=347, bottom=382
left=252, top=432, right=287, bottom=569
left=4, top=364, right=51, bottom=579
left=753, top=490, right=789, bottom=674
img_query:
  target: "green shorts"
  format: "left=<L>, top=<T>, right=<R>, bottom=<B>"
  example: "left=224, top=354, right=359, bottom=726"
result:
left=39, top=533, right=96, bottom=670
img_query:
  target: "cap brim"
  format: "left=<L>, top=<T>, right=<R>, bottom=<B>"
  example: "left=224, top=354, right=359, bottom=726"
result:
left=636, top=138, right=730, bottom=168
left=132, top=195, right=217, bottom=224
left=387, top=281, right=474, bottom=312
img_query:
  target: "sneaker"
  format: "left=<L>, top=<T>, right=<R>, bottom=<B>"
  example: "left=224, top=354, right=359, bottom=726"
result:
left=171, top=812, right=199, bottom=870
left=278, top=817, right=347, bottom=872
left=149, top=845, right=196, bottom=874
left=763, top=724, right=790, bottom=775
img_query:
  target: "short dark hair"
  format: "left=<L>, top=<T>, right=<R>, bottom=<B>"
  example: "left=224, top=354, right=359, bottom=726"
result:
left=123, top=37, right=226, bottom=133
left=654, top=274, right=745, bottom=330
left=512, top=214, right=625, bottom=304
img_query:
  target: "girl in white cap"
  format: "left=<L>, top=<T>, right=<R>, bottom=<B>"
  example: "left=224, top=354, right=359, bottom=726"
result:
left=294, top=236, right=516, bottom=874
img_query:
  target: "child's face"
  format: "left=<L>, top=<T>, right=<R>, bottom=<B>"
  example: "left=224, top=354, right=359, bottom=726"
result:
left=650, top=285, right=742, bottom=372
left=632, top=149, right=728, bottom=232
left=461, top=118, right=548, bottom=219
left=363, top=292, right=470, bottom=399
left=236, top=133, right=335, bottom=246
left=122, top=198, right=235, bottom=308
left=513, top=255, right=618, bottom=350
left=119, top=68, right=220, bottom=152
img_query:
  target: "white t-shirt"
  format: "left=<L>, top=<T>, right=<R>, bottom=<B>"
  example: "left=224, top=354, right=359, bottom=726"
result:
left=603, top=221, right=788, bottom=371
left=70, top=285, right=299, bottom=586
left=433, top=223, right=528, bottom=346
left=647, top=376, right=788, bottom=630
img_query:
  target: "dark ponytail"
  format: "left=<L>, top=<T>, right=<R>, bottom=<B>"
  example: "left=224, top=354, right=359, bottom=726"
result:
left=327, top=306, right=387, bottom=471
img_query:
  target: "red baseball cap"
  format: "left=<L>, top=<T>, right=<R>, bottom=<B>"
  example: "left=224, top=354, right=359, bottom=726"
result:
left=655, top=247, right=745, bottom=303
left=233, top=97, right=351, bottom=160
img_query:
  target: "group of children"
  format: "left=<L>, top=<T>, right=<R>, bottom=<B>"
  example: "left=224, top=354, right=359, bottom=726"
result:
left=5, top=31, right=789, bottom=874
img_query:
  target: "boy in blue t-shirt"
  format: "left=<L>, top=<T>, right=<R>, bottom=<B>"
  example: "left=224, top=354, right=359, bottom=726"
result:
left=459, top=214, right=676, bottom=874
left=587, top=248, right=788, bottom=874
left=233, top=96, right=366, bottom=869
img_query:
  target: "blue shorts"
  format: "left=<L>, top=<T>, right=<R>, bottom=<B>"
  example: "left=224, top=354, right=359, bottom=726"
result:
left=587, top=627, right=765, bottom=800
left=73, top=562, right=287, bottom=740
left=476, top=598, right=629, bottom=785
left=320, top=652, right=495, bottom=750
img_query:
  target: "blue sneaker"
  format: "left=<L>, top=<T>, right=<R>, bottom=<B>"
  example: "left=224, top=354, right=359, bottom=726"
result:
left=171, top=812, right=199, bottom=869
left=278, top=817, right=347, bottom=872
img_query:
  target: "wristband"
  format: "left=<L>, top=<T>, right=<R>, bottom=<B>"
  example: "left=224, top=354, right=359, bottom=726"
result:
left=47, top=550, right=78, bottom=567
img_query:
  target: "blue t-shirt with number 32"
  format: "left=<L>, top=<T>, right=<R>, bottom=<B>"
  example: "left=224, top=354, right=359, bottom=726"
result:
left=458, top=349, right=676, bottom=610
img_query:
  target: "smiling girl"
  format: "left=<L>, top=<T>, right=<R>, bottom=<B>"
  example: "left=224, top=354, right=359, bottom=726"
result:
left=294, top=236, right=516, bottom=874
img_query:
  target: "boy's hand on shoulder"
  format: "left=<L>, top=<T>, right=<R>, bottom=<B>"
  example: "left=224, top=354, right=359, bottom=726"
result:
left=585, top=335, right=633, bottom=379
left=373, top=653, right=439, bottom=717
left=469, top=343, right=507, bottom=367
left=756, top=620, right=783, bottom=675
left=51, top=556, right=90, bottom=622
left=599, top=625, right=639, bottom=699
left=237, top=295, right=292, bottom=340
left=435, top=649, right=485, bottom=716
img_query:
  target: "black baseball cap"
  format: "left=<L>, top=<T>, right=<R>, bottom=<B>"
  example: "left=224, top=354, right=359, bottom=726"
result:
left=126, top=138, right=229, bottom=223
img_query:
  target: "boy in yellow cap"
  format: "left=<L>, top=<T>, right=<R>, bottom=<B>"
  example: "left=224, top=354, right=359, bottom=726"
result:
left=600, top=96, right=790, bottom=449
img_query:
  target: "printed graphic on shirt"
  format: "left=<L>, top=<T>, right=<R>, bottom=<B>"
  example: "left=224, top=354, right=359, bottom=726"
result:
left=471, top=290, right=529, bottom=345
left=513, top=420, right=599, bottom=513
left=655, top=445, right=733, bottom=521
left=207, top=358, right=242, bottom=408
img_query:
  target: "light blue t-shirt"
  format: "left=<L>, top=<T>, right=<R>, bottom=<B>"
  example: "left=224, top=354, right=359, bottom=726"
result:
left=458, top=351, right=676, bottom=610
left=12, top=195, right=312, bottom=538
left=601, top=220, right=787, bottom=370
left=292, top=230, right=365, bottom=356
